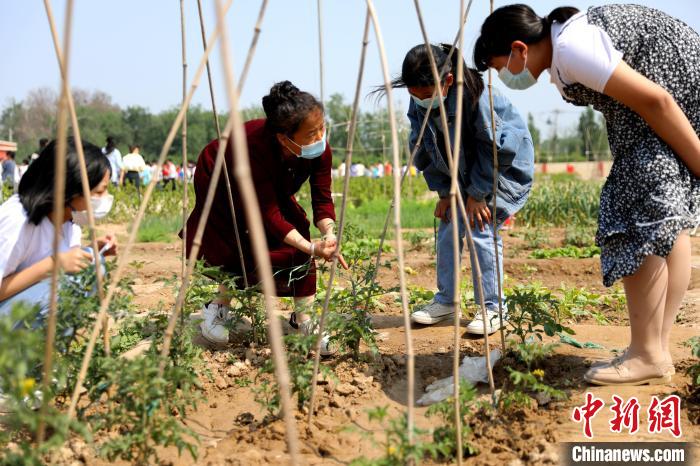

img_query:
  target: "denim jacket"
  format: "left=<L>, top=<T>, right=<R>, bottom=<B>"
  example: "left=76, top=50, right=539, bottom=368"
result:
left=408, top=84, right=534, bottom=220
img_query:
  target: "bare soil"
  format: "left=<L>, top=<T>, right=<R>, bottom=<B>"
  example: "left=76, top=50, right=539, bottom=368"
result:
left=75, top=227, right=700, bottom=465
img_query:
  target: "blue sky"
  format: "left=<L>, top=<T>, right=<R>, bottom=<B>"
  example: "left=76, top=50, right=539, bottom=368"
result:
left=2, top=1, right=698, bottom=136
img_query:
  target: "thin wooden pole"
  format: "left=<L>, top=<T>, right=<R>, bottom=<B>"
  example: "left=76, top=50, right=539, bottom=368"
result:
left=213, top=0, right=300, bottom=461
left=449, top=1, right=467, bottom=461
left=365, top=0, right=415, bottom=445
left=195, top=0, right=252, bottom=288
left=43, top=0, right=109, bottom=358
left=488, top=0, right=507, bottom=353
left=37, top=0, right=73, bottom=444
left=307, top=7, right=371, bottom=423
left=180, top=0, right=189, bottom=328
left=411, top=0, right=495, bottom=396
left=66, top=0, right=235, bottom=419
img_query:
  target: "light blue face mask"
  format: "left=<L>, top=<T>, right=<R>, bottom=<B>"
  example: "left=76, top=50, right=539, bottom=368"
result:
left=498, top=51, right=537, bottom=90
left=287, top=128, right=327, bottom=159
left=411, top=92, right=447, bottom=110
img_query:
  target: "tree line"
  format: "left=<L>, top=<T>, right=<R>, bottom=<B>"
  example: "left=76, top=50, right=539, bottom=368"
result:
left=1, top=87, right=609, bottom=165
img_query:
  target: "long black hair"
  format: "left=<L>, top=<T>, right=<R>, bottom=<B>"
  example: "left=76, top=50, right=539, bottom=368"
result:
left=262, top=81, right=323, bottom=136
left=474, top=4, right=579, bottom=71
left=18, top=138, right=111, bottom=225
left=373, top=43, right=484, bottom=112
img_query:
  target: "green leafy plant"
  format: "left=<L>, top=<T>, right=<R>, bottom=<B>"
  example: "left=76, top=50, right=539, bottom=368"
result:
left=187, top=261, right=267, bottom=345
left=255, top=331, right=334, bottom=413
left=684, top=336, right=700, bottom=387
left=349, top=406, right=442, bottom=465
left=504, top=368, right=567, bottom=405
left=0, top=304, right=89, bottom=466
left=404, top=230, right=431, bottom=251
left=524, top=229, right=550, bottom=249
left=86, top=351, right=200, bottom=464
left=405, top=285, right=435, bottom=308
left=136, top=215, right=183, bottom=243
left=426, top=380, right=479, bottom=460
left=505, top=283, right=575, bottom=345
left=530, top=245, right=601, bottom=259
left=564, top=226, right=596, bottom=247
left=557, top=285, right=609, bottom=325
left=322, top=225, right=394, bottom=357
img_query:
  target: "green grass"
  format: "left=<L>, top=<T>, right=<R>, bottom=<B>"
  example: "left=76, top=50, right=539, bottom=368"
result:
left=136, top=215, right=183, bottom=242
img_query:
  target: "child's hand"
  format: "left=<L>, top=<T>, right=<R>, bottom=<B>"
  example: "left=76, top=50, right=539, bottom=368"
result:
left=466, top=196, right=492, bottom=231
left=58, top=248, right=93, bottom=274
left=96, top=234, right=118, bottom=256
left=434, top=197, right=451, bottom=223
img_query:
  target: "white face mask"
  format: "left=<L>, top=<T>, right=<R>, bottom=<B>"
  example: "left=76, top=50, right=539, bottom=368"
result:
left=71, top=193, right=114, bottom=226
left=498, top=51, right=537, bottom=90
left=91, top=193, right=114, bottom=219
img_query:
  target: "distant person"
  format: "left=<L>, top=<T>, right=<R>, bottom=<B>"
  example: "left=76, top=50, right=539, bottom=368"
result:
left=29, top=138, right=49, bottom=165
left=18, top=158, right=30, bottom=179
left=102, top=137, right=123, bottom=187
left=141, top=162, right=152, bottom=187
left=161, top=159, right=177, bottom=191
left=1, top=151, right=18, bottom=192
left=122, top=145, right=147, bottom=198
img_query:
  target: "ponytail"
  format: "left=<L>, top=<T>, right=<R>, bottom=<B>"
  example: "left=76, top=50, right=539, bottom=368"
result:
left=546, top=6, right=580, bottom=26
left=473, top=3, right=579, bottom=71
left=371, top=43, right=484, bottom=111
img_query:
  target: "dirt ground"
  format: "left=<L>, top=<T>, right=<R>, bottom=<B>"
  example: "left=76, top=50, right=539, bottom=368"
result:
left=83, top=226, right=700, bottom=465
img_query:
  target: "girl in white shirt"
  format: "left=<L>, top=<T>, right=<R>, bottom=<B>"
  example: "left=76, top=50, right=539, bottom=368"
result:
left=0, top=138, right=118, bottom=323
left=474, top=4, right=700, bottom=386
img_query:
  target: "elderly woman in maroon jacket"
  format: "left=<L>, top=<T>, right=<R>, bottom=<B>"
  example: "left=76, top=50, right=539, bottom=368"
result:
left=184, top=81, right=347, bottom=353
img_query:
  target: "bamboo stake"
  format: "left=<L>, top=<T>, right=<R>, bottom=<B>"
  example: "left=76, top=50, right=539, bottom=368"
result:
left=411, top=0, right=495, bottom=395
left=37, top=0, right=73, bottom=444
left=307, top=7, right=371, bottom=423
left=43, top=0, right=109, bottom=359
left=365, top=0, right=415, bottom=444
left=213, top=0, right=300, bottom=461
left=489, top=0, right=507, bottom=353
left=66, top=0, right=234, bottom=419
left=180, top=0, right=189, bottom=328
left=195, top=0, right=251, bottom=288
left=449, top=1, right=467, bottom=461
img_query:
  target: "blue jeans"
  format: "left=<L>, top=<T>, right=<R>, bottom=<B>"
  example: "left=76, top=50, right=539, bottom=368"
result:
left=0, top=248, right=105, bottom=327
left=434, top=208, right=505, bottom=313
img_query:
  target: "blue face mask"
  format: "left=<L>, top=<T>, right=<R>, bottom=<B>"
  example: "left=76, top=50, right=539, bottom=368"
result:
left=498, top=51, right=537, bottom=90
left=287, top=128, right=327, bottom=159
left=411, top=92, right=447, bottom=110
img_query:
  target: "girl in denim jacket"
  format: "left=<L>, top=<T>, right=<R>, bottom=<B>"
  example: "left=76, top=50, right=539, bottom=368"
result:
left=384, top=43, right=534, bottom=335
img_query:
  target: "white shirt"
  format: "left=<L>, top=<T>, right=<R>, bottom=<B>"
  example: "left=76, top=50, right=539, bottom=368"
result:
left=122, top=152, right=147, bottom=173
left=0, top=195, right=82, bottom=289
left=102, top=147, right=123, bottom=183
left=549, top=11, right=624, bottom=97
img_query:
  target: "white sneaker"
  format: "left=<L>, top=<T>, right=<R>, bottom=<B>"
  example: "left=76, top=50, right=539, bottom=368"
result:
left=200, top=303, right=230, bottom=344
left=466, top=309, right=507, bottom=335
left=296, top=316, right=336, bottom=357
left=411, top=301, right=455, bottom=325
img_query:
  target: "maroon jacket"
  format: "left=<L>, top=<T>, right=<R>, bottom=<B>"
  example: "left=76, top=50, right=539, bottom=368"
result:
left=184, top=119, right=336, bottom=282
